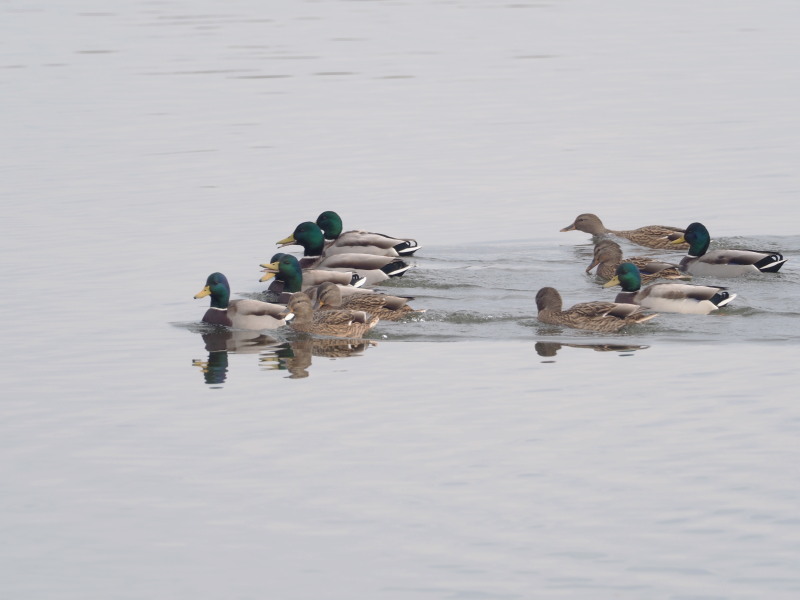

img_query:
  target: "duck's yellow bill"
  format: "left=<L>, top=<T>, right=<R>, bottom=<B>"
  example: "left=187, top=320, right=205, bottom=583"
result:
left=602, top=276, right=621, bottom=288
left=671, top=235, right=686, bottom=244
left=194, top=286, right=211, bottom=299
left=259, top=261, right=280, bottom=282
left=276, top=234, right=296, bottom=247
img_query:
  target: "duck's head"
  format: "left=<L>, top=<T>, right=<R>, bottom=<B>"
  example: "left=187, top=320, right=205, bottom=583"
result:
left=316, top=211, right=343, bottom=240
left=286, top=292, right=314, bottom=320
left=194, top=272, right=231, bottom=308
left=276, top=222, right=326, bottom=256
left=586, top=240, right=623, bottom=273
left=535, top=287, right=563, bottom=312
left=671, top=222, right=710, bottom=256
left=603, top=262, right=642, bottom=291
left=314, top=281, right=342, bottom=308
left=560, top=213, right=605, bottom=235
left=260, top=253, right=303, bottom=291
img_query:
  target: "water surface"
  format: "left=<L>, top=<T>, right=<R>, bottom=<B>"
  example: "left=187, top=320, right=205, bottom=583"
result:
left=2, top=1, right=800, bottom=598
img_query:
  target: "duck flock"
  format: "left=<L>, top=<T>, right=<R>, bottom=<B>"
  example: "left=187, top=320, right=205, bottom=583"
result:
left=194, top=211, right=788, bottom=338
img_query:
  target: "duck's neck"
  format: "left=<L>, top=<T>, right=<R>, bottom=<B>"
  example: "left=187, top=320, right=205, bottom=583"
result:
left=209, top=290, right=229, bottom=309
left=280, top=268, right=304, bottom=293
left=618, top=276, right=641, bottom=293
left=301, top=237, right=325, bottom=257
left=687, top=238, right=709, bottom=257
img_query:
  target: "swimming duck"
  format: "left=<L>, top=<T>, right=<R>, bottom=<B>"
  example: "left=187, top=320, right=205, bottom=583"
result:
left=671, top=222, right=788, bottom=276
left=276, top=221, right=411, bottom=283
left=561, top=213, right=688, bottom=250
left=587, top=239, right=689, bottom=283
left=194, top=272, right=292, bottom=330
left=285, top=292, right=379, bottom=338
left=316, top=210, right=422, bottom=256
left=260, top=254, right=365, bottom=298
left=603, top=262, right=736, bottom=314
left=535, top=286, right=658, bottom=332
left=306, top=281, right=423, bottom=321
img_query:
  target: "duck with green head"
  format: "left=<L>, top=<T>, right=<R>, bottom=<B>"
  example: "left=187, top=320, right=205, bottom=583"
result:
left=194, top=272, right=291, bottom=330
left=535, top=286, right=658, bottom=333
left=561, top=213, right=688, bottom=250
left=672, top=222, right=787, bottom=276
left=315, top=210, right=421, bottom=256
left=276, top=221, right=411, bottom=283
left=603, top=262, right=736, bottom=314
left=259, top=254, right=366, bottom=301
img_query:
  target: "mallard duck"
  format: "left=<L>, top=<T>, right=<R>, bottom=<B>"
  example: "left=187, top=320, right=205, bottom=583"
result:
left=260, top=254, right=365, bottom=297
left=316, top=210, right=421, bottom=256
left=305, top=281, right=423, bottom=321
left=587, top=239, right=689, bottom=283
left=603, top=262, right=736, bottom=314
left=276, top=221, right=411, bottom=283
left=535, top=286, right=657, bottom=332
left=561, top=213, right=688, bottom=250
left=194, top=272, right=292, bottom=330
left=671, top=222, right=788, bottom=276
left=285, top=292, right=379, bottom=338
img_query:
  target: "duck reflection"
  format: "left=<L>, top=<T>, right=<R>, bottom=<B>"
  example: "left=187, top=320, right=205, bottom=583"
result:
left=192, top=328, right=376, bottom=383
left=535, top=341, right=649, bottom=358
left=192, top=329, right=283, bottom=385
left=260, top=336, right=376, bottom=379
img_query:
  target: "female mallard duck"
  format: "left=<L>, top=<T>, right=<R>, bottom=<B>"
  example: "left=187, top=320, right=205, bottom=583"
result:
left=603, top=262, right=736, bottom=314
left=671, top=222, right=787, bottom=276
left=194, top=272, right=292, bottom=330
left=285, top=292, right=379, bottom=338
left=305, top=281, right=423, bottom=321
left=561, top=213, right=688, bottom=250
left=316, top=210, right=421, bottom=256
left=535, top=286, right=657, bottom=332
left=260, top=254, right=365, bottom=299
left=587, top=239, right=689, bottom=283
left=276, top=221, right=411, bottom=283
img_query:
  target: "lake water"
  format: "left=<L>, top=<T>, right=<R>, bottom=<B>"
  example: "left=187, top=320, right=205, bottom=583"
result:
left=3, top=1, right=800, bottom=598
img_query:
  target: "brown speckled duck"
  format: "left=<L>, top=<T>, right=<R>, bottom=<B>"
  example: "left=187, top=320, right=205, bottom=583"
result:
left=587, top=239, right=689, bottom=283
left=306, top=281, right=423, bottom=321
left=561, top=213, right=688, bottom=250
left=286, top=292, right=379, bottom=338
left=535, top=286, right=657, bottom=333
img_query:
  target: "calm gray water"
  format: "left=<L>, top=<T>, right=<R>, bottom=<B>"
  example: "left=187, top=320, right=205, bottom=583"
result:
left=3, top=1, right=800, bottom=598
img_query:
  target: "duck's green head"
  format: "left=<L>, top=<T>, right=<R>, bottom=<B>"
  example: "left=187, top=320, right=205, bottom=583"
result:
left=603, top=262, right=642, bottom=292
left=194, top=272, right=231, bottom=308
left=276, top=222, right=326, bottom=256
left=316, top=211, right=343, bottom=240
left=259, top=253, right=303, bottom=292
left=672, top=222, right=710, bottom=256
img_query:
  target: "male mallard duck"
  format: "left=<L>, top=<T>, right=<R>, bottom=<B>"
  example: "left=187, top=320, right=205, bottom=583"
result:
left=535, top=286, right=657, bottom=332
left=316, top=210, right=421, bottom=256
left=260, top=254, right=365, bottom=296
left=305, top=281, right=423, bottom=321
left=285, top=292, right=379, bottom=338
left=194, top=272, right=292, bottom=330
left=276, top=221, right=411, bottom=283
left=671, top=222, right=787, bottom=276
left=603, top=262, right=736, bottom=314
left=561, top=213, right=688, bottom=250
left=587, top=239, right=689, bottom=283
